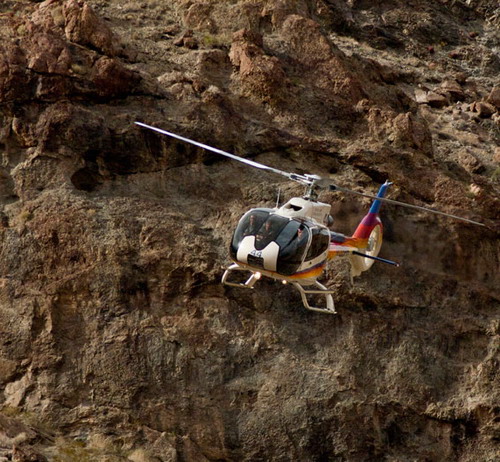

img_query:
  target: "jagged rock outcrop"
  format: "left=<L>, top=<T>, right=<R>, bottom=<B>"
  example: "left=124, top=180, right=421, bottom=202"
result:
left=229, top=28, right=288, bottom=104
left=0, top=0, right=498, bottom=461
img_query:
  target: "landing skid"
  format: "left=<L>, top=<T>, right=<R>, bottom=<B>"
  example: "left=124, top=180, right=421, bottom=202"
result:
left=221, top=264, right=336, bottom=314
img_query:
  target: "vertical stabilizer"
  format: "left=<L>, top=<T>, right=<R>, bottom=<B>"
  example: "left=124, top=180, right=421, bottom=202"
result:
left=352, top=181, right=391, bottom=239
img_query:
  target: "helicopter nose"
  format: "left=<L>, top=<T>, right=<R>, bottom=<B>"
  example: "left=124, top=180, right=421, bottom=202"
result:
left=236, top=236, right=279, bottom=272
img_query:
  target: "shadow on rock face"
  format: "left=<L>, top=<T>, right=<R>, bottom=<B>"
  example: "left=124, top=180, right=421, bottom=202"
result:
left=70, top=165, right=103, bottom=192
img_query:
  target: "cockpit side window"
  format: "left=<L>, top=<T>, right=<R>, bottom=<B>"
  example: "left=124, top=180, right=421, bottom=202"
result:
left=305, top=227, right=330, bottom=260
left=276, top=223, right=310, bottom=275
left=275, top=220, right=301, bottom=248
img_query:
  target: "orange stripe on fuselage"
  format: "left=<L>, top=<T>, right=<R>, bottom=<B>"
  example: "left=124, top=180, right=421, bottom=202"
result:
left=291, top=261, right=327, bottom=280
left=327, top=237, right=369, bottom=259
left=230, top=258, right=326, bottom=282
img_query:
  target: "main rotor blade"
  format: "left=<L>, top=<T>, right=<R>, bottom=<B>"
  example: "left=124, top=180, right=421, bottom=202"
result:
left=332, top=184, right=486, bottom=227
left=135, top=122, right=307, bottom=184
left=136, top=122, right=485, bottom=227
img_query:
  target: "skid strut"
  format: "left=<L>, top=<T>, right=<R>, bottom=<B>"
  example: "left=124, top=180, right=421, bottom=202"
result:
left=221, top=263, right=261, bottom=289
left=222, top=264, right=336, bottom=314
left=291, top=281, right=336, bottom=315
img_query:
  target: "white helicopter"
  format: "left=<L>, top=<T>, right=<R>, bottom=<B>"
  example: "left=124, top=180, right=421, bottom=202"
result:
left=136, top=122, right=485, bottom=314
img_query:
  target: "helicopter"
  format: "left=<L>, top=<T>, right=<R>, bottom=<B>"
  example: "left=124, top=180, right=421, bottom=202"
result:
left=135, top=121, right=485, bottom=314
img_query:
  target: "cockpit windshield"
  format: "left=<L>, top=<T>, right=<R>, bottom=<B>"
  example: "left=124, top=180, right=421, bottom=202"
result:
left=230, top=209, right=312, bottom=275
left=254, top=214, right=289, bottom=250
left=231, top=209, right=271, bottom=249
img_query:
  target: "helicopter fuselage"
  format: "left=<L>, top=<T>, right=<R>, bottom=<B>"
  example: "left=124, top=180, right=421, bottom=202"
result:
left=228, top=198, right=337, bottom=285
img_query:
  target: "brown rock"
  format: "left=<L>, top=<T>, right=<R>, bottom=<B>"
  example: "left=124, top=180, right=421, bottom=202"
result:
left=393, top=112, right=434, bottom=155
left=261, top=0, right=309, bottom=30
left=472, top=101, right=496, bottom=118
left=63, top=0, right=116, bottom=56
left=454, top=72, right=468, bottom=84
left=493, top=111, right=500, bottom=125
left=229, top=29, right=287, bottom=103
left=183, top=2, right=216, bottom=33
left=191, top=78, right=206, bottom=93
left=0, top=43, right=32, bottom=102
left=0, top=415, right=37, bottom=443
left=0, top=2, right=499, bottom=462
left=183, top=36, right=199, bottom=50
left=195, top=49, right=230, bottom=78
left=173, top=29, right=194, bottom=47
left=281, top=14, right=340, bottom=67
left=91, top=56, right=141, bottom=98
left=459, top=102, right=470, bottom=112
left=30, top=0, right=66, bottom=32
left=457, top=150, right=484, bottom=174
left=0, top=357, right=18, bottom=384
left=231, top=28, right=263, bottom=48
left=12, top=446, right=47, bottom=462
left=493, top=147, right=500, bottom=163
left=162, top=23, right=181, bottom=38
left=438, top=80, right=465, bottom=101
left=486, top=86, right=500, bottom=110
left=23, top=31, right=73, bottom=75
left=127, top=448, right=159, bottom=462
left=365, top=108, right=434, bottom=155
left=448, top=49, right=462, bottom=59
left=280, top=14, right=366, bottom=103
left=426, top=91, right=448, bottom=108
left=4, top=0, right=141, bottom=103
left=414, top=88, right=429, bottom=104
left=229, top=30, right=261, bottom=69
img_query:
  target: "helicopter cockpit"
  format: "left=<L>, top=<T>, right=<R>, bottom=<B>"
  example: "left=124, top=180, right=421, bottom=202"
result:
left=230, top=209, right=330, bottom=276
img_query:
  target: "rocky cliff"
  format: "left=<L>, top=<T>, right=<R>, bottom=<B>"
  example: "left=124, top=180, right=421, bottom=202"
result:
left=0, top=0, right=499, bottom=461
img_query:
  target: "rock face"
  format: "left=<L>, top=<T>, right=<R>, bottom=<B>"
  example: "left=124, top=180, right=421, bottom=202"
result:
left=0, top=0, right=499, bottom=461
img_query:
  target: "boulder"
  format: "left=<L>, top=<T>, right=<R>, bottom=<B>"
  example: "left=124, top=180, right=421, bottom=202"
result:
left=281, top=14, right=340, bottom=67
left=486, top=86, right=500, bottom=110
left=438, top=79, right=465, bottom=101
left=183, top=1, right=216, bottom=33
left=457, top=150, right=484, bottom=174
left=31, top=0, right=118, bottom=56
left=470, top=101, right=496, bottom=118
left=91, top=56, right=141, bottom=99
left=23, top=29, right=74, bottom=75
left=1, top=0, right=140, bottom=102
left=261, top=0, right=310, bottom=30
left=229, top=29, right=287, bottom=103
left=63, top=0, right=117, bottom=56
left=426, top=91, right=448, bottom=108
left=0, top=43, right=33, bottom=103
left=414, top=88, right=429, bottom=104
